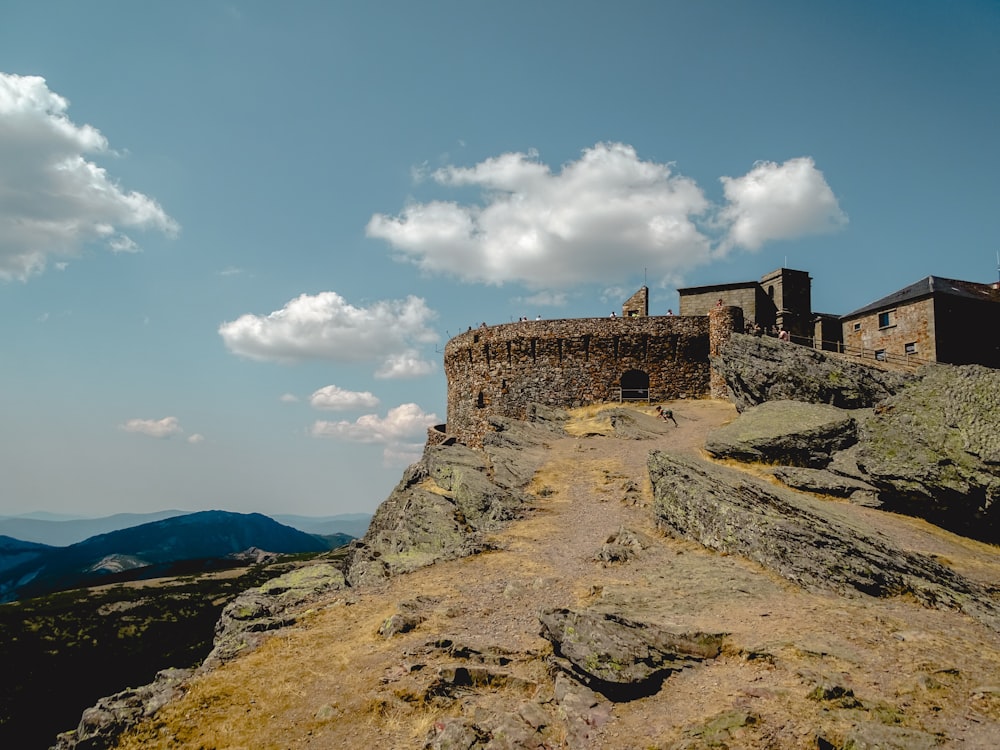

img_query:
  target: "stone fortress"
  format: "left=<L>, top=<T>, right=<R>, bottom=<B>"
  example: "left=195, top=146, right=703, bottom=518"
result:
left=439, top=286, right=741, bottom=447
left=438, top=266, right=1000, bottom=447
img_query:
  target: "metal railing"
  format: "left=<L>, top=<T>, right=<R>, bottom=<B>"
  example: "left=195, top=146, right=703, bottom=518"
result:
left=611, top=387, right=650, bottom=402
left=805, top=337, right=932, bottom=371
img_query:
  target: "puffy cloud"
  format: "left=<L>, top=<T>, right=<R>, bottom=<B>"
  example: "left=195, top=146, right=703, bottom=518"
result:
left=218, top=292, right=438, bottom=375
left=311, top=403, right=439, bottom=465
left=121, top=416, right=182, bottom=439
left=367, top=144, right=846, bottom=288
left=515, top=290, right=568, bottom=309
left=368, top=143, right=711, bottom=288
left=718, top=157, right=848, bottom=251
left=279, top=393, right=299, bottom=403
left=187, top=433, right=205, bottom=444
left=375, top=350, right=436, bottom=380
left=309, top=384, right=380, bottom=411
left=0, top=73, right=178, bottom=281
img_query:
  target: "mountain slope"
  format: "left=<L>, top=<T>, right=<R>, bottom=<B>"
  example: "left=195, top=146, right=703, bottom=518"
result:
left=0, top=511, right=328, bottom=601
left=0, top=535, right=53, bottom=575
left=0, top=510, right=189, bottom=546
left=98, top=401, right=1000, bottom=750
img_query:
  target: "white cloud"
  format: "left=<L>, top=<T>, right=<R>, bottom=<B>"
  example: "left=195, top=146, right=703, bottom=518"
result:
left=718, top=157, right=848, bottom=251
left=279, top=393, right=299, bottom=403
left=311, top=403, right=438, bottom=465
left=367, top=143, right=711, bottom=289
left=218, top=292, right=438, bottom=375
left=515, top=290, right=568, bottom=308
left=374, top=350, right=436, bottom=380
left=121, top=416, right=182, bottom=439
left=310, top=384, right=380, bottom=411
left=381, top=443, right=426, bottom=467
left=0, top=73, right=178, bottom=281
left=367, top=144, right=846, bottom=288
left=187, top=433, right=205, bottom=444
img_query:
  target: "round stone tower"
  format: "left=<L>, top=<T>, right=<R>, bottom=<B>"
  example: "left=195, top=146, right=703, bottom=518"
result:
left=709, top=305, right=743, bottom=399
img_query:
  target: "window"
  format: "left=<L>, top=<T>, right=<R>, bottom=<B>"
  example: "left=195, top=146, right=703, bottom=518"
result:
left=875, top=349, right=886, bottom=361
left=853, top=322, right=861, bottom=331
left=878, top=310, right=894, bottom=329
left=905, top=342, right=917, bottom=355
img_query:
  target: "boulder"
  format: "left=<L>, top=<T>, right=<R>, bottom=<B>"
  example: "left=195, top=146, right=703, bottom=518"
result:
left=855, top=364, right=1000, bottom=542
left=770, top=466, right=882, bottom=506
left=712, top=333, right=912, bottom=412
left=705, top=400, right=857, bottom=467
left=51, top=668, right=192, bottom=750
left=538, top=607, right=724, bottom=700
left=648, top=450, right=1000, bottom=632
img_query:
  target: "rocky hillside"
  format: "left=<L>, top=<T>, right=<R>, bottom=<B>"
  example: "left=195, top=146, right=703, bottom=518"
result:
left=53, top=341, right=1000, bottom=750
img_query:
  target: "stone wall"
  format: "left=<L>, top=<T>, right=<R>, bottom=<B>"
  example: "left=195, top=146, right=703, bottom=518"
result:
left=843, top=297, right=936, bottom=364
left=680, top=285, right=776, bottom=329
left=444, top=315, right=717, bottom=446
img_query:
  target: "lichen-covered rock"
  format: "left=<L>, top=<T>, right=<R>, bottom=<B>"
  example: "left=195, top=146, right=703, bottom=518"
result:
left=770, top=466, right=882, bottom=506
left=712, top=334, right=912, bottom=412
left=648, top=450, right=1000, bottom=632
left=538, top=607, right=724, bottom=700
left=705, top=400, right=858, bottom=467
left=346, top=418, right=552, bottom=587
left=855, top=364, right=1000, bottom=541
left=51, top=668, right=192, bottom=750
left=203, top=561, right=345, bottom=669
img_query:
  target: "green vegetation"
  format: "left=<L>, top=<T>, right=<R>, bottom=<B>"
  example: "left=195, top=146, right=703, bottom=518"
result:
left=0, top=551, right=335, bottom=750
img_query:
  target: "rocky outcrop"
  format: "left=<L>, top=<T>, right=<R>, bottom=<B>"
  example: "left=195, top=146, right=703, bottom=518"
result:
left=52, top=668, right=192, bottom=750
left=705, top=400, right=857, bottom=467
left=712, top=333, right=912, bottom=412
left=538, top=608, right=725, bottom=700
left=709, top=340, right=1000, bottom=542
left=770, top=466, right=883, bottom=506
left=856, top=364, right=1000, bottom=541
left=648, top=450, right=1000, bottom=632
left=345, top=412, right=559, bottom=587
left=202, top=561, right=346, bottom=669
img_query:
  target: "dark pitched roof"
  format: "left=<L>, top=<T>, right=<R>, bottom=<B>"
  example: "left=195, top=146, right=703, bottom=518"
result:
left=842, top=276, right=1000, bottom=319
left=677, top=280, right=761, bottom=295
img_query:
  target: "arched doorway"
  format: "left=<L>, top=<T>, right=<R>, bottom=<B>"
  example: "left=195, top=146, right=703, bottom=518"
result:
left=620, top=370, right=649, bottom=401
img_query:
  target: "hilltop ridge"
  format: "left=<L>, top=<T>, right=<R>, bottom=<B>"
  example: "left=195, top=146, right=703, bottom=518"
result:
left=55, top=338, right=1000, bottom=750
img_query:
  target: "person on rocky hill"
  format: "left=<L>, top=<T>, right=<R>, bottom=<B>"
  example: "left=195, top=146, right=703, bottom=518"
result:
left=655, top=405, right=678, bottom=426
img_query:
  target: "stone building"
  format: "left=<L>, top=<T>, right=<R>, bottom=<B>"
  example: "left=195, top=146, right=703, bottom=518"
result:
left=437, top=267, right=999, bottom=447
left=442, top=304, right=739, bottom=447
left=678, top=267, right=813, bottom=343
left=840, top=275, right=1000, bottom=368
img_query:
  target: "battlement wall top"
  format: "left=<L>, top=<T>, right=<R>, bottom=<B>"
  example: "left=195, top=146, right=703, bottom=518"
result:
left=445, top=314, right=704, bottom=353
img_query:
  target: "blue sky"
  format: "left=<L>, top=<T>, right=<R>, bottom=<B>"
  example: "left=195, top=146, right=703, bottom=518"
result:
left=1, top=1, right=998, bottom=518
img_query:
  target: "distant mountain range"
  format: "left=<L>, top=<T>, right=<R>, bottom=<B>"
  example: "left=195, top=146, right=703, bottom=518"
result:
left=0, top=510, right=342, bottom=602
left=0, top=510, right=371, bottom=546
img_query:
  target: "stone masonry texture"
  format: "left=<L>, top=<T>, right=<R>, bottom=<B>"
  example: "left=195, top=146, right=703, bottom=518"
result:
left=444, top=311, right=739, bottom=447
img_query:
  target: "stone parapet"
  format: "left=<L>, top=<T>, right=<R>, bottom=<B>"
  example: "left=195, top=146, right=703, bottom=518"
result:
left=444, top=316, right=714, bottom=446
